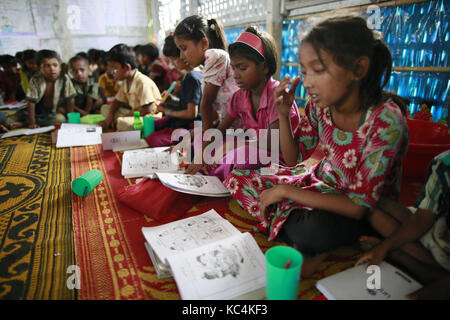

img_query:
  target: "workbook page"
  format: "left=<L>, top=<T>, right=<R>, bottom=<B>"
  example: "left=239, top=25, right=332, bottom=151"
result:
left=166, top=232, right=266, bottom=300
left=142, top=209, right=241, bottom=264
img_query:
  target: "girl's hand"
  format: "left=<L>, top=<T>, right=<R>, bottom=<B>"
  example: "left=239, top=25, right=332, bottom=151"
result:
left=274, top=76, right=301, bottom=118
left=259, top=185, right=287, bottom=220
left=355, top=241, right=391, bottom=267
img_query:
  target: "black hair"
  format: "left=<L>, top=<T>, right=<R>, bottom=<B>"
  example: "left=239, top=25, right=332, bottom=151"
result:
left=174, top=15, right=227, bottom=50
left=136, top=43, right=159, bottom=61
left=69, top=54, right=89, bottom=66
left=75, top=51, right=89, bottom=60
left=15, top=51, right=23, bottom=64
left=88, top=48, right=101, bottom=64
left=106, top=44, right=137, bottom=69
left=302, top=15, right=407, bottom=114
left=1, top=54, right=18, bottom=67
left=36, top=49, right=61, bottom=66
left=96, top=50, right=107, bottom=65
left=228, top=26, right=278, bottom=77
left=22, top=49, right=37, bottom=63
left=162, top=34, right=180, bottom=58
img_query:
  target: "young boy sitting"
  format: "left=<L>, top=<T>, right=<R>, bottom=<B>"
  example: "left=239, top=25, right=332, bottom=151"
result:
left=98, top=59, right=120, bottom=101
left=136, top=43, right=170, bottom=92
left=19, top=49, right=39, bottom=94
left=145, top=34, right=203, bottom=147
left=357, top=150, right=450, bottom=299
left=7, top=49, right=76, bottom=129
left=0, top=54, right=25, bottom=102
left=99, top=44, right=161, bottom=131
left=69, top=55, right=103, bottom=115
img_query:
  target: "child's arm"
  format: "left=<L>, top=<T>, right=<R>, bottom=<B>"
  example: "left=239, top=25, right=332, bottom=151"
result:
left=355, top=208, right=435, bottom=266
left=161, top=102, right=198, bottom=119
left=66, top=97, right=75, bottom=114
left=138, top=103, right=156, bottom=116
left=72, top=97, right=91, bottom=116
left=260, top=185, right=368, bottom=221
left=199, top=83, right=221, bottom=131
left=99, top=99, right=123, bottom=129
left=27, top=100, right=39, bottom=128
left=274, top=76, right=301, bottom=166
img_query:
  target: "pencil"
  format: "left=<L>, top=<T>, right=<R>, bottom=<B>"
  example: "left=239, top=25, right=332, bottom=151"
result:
left=284, top=259, right=292, bottom=269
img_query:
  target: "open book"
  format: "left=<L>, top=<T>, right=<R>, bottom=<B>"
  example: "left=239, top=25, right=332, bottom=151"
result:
left=121, top=147, right=182, bottom=179
left=1, top=125, right=55, bottom=138
left=316, top=261, right=422, bottom=300
left=142, top=209, right=266, bottom=300
left=156, top=172, right=230, bottom=197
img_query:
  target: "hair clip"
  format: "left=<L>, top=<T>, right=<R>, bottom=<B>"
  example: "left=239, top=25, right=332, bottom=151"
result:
left=209, top=23, right=216, bottom=31
left=373, top=30, right=383, bottom=40
left=183, top=22, right=193, bottom=33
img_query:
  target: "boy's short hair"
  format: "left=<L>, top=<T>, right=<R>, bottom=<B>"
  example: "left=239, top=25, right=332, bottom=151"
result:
left=36, top=50, right=61, bottom=66
left=22, top=49, right=37, bottom=63
left=69, top=54, right=89, bottom=67
left=0, top=54, right=18, bottom=67
left=107, top=44, right=137, bottom=69
left=136, top=43, right=159, bottom=62
left=162, top=35, right=180, bottom=58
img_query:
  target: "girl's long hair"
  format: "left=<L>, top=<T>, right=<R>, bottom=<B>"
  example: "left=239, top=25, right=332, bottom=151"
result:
left=174, top=15, right=227, bottom=50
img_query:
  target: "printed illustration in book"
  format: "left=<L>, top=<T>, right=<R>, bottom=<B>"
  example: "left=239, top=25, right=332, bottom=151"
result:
left=142, top=209, right=266, bottom=300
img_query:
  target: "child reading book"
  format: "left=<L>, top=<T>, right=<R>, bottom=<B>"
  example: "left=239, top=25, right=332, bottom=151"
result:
left=145, top=34, right=203, bottom=147
left=224, top=16, right=409, bottom=277
left=184, top=27, right=301, bottom=181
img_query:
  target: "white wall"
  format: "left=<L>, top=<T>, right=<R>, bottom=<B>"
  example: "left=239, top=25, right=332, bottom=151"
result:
left=0, top=0, right=151, bottom=62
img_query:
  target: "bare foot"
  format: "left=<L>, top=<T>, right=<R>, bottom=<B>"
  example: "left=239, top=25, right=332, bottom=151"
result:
left=301, top=252, right=329, bottom=278
left=359, top=235, right=382, bottom=252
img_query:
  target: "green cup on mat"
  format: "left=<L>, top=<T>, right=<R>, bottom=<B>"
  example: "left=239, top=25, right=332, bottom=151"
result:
left=143, top=116, right=155, bottom=138
left=265, top=246, right=303, bottom=300
left=71, top=169, right=103, bottom=197
left=67, top=112, right=81, bottom=124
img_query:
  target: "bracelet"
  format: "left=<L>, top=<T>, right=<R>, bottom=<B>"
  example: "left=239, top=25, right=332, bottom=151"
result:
left=165, top=109, right=172, bottom=116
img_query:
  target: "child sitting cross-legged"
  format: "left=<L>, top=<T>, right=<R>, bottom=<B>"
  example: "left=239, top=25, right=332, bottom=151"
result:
left=99, top=44, right=161, bottom=131
left=69, top=54, right=104, bottom=116
left=7, top=49, right=76, bottom=129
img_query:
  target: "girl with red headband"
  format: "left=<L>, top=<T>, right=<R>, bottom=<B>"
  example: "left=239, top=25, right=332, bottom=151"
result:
left=185, top=26, right=301, bottom=180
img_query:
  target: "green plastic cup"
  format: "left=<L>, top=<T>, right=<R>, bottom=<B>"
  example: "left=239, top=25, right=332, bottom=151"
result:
left=67, top=112, right=81, bottom=124
left=143, top=116, right=155, bottom=138
left=71, top=169, right=103, bottom=197
left=265, top=246, right=303, bottom=300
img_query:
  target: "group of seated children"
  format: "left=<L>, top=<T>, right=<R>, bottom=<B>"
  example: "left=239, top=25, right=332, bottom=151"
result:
left=0, top=13, right=448, bottom=298
left=0, top=40, right=182, bottom=133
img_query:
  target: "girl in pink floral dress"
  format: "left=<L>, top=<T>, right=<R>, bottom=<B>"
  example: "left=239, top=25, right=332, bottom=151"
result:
left=224, top=16, right=410, bottom=276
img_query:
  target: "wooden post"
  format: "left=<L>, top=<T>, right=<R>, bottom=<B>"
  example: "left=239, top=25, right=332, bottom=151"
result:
left=266, top=0, right=284, bottom=80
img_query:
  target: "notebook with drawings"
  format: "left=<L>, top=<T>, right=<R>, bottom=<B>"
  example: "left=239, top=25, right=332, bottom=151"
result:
left=121, top=147, right=182, bottom=179
left=142, top=209, right=266, bottom=300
